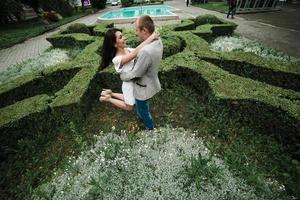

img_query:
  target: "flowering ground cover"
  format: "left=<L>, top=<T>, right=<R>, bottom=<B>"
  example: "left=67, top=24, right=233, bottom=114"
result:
left=0, top=16, right=299, bottom=200
left=0, top=48, right=70, bottom=84
left=210, top=35, right=297, bottom=62
left=32, top=128, right=260, bottom=199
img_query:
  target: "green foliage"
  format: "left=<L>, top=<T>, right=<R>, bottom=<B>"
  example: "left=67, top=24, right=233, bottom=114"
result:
left=174, top=19, right=196, bottom=31
left=121, top=0, right=134, bottom=7
left=193, top=2, right=229, bottom=13
left=93, top=22, right=114, bottom=36
left=0, top=0, right=23, bottom=24
left=62, top=23, right=91, bottom=34
left=46, top=33, right=95, bottom=48
left=193, top=14, right=223, bottom=26
left=42, top=10, right=63, bottom=22
left=123, top=29, right=184, bottom=58
left=39, top=0, right=74, bottom=17
left=192, top=15, right=237, bottom=41
left=0, top=12, right=90, bottom=49
left=90, top=0, right=106, bottom=9
left=1, top=14, right=300, bottom=200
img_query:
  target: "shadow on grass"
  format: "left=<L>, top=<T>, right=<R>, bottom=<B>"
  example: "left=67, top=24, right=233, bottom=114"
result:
left=202, top=57, right=300, bottom=92
left=0, top=68, right=80, bottom=108
left=1, top=66, right=300, bottom=200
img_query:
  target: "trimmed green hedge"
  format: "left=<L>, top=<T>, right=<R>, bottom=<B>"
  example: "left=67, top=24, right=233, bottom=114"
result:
left=0, top=35, right=102, bottom=159
left=174, top=19, right=196, bottom=31
left=93, top=22, right=114, bottom=36
left=192, top=23, right=237, bottom=40
left=0, top=94, right=53, bottom=158
left=192, top=14, right=223, bottom=26
left=123, top=29, right=185, bottom=59
left=189, top=14, right=237, bottom=40
left=199, top=52, right=300, bottom=92
left=0, top=68, right=79, bottom=108
left=46, top=33, right=95, bottom=48
left=1, top=14, right=299, bottom=163
left=61, top=23, right=91, bottom=35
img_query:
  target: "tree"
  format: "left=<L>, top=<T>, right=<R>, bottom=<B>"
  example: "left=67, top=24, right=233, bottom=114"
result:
left=90, top=0, right=106, bottom=9
left=19, top=0, right=39, bottom=12
left=0, top=0, right=23, bottom=24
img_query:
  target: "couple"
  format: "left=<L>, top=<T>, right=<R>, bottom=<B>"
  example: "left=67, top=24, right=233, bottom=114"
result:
left=100, top=15, right=163, bottom=130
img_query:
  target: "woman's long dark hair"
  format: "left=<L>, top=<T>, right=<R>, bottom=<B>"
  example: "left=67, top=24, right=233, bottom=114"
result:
left=100, top=28, right=122, bottom=69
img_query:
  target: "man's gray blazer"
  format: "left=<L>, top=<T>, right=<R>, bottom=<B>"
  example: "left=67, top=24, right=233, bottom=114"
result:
left=120, top=38, right=163, bottom=101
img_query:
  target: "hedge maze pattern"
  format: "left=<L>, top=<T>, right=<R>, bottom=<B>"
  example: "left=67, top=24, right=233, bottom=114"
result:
left=1, top=15, right=300, bottom=161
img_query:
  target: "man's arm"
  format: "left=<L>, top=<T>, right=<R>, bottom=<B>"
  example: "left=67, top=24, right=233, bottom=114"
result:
left=120, top=51, right=152, bottom=81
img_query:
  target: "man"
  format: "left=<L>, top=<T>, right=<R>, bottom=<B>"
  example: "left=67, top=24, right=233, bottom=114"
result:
left=185, top=0, right=190, bottom=7
left=227, top=0, right=237, bottom=19
left=120, top=15, right=163, bottom=130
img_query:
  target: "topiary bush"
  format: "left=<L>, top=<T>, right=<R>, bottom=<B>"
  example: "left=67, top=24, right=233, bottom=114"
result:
left=174, top=19, right=196, bottom=31
left=93, top=22, right=114, bottom=36
left=62, top=23, right=91, bottom=34
left=193, top=14, right=223, bottom=26
left=46, top=33, right=95, bottom=48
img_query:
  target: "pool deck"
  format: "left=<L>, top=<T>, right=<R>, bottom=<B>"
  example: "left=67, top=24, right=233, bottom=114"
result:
left=1, top=1, right=299, bottom=70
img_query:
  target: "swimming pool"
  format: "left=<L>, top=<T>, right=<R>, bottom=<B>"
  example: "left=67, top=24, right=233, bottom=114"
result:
left=98, top=5, right=179, bottom=23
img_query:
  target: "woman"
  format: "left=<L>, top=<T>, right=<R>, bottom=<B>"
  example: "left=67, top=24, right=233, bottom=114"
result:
left=100, top=28, right=159, bottom=111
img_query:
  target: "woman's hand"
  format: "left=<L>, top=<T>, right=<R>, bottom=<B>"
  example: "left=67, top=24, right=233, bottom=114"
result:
left=149, top=31, right=160, bottom=41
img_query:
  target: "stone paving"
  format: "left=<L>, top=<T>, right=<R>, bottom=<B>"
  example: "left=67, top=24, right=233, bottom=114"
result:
left=165, top=0, right=300, bottom=58
left=0, top=1, right=299, bottom=70
left=0, top=7, right=114, bottom=70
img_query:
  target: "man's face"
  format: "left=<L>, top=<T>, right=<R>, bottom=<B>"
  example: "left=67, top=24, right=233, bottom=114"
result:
left=135, top=19, right=145, bottom=41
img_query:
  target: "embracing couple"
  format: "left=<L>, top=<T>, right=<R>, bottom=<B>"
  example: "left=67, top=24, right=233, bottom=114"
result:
left=100, top=15, right=163, bottom=130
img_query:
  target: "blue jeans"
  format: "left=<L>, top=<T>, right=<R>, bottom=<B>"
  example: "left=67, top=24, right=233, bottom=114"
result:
left=135, top=99, right=154, bottom=130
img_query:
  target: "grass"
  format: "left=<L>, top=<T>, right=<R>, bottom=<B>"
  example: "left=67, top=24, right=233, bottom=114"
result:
left=3, top=81, right=295, bottom=199
left=1, top=16, right=300, bottom=200
left=193, top=2, right=229, bottom=13
left=0, top=11, right=91, bottom=50
left=1, top=74, right=299, bottom=199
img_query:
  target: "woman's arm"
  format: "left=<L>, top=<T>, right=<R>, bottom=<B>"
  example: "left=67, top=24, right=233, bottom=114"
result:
left=120, top=31, right=160, bottom=66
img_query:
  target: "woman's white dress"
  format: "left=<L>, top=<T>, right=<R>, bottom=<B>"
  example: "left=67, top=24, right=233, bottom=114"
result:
left=112, top=48, right=135, bottom=106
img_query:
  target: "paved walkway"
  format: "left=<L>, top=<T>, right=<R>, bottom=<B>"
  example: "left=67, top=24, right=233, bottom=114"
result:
left=0, top=8, right=113, bottom=70
left=165, top=0, right=300, bottom=58
left=1, top=2, right=299, bottom=70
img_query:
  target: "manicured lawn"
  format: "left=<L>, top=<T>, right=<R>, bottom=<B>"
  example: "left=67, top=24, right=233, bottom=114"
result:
left=193, top=2, right=229, bottom=13
left=0, top=11, right=91, bottom=50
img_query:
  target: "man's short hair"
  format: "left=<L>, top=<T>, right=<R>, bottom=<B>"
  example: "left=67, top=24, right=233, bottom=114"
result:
left=137, top=15, right=155, bottom=33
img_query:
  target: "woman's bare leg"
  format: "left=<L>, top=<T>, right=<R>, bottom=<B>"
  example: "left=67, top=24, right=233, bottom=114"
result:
left=108, top=98, right=134, bottom=111
left=100, top=89, right=133, bottom=111
left=111, top=92, right=125, bottom=101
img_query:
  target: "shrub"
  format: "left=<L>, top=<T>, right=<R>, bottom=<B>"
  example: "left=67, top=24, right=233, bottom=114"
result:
left=193, top=14, right=223, bottom=26
left=63, top=23, right=91, bottom=34
left=121, top=0, right=134, bottom=7
left=39, top=0, right=74, bottom=17
left=0, top=0, right=23, bottom=24
left=93, top=22, right=114, bottom=36
left=174, top=19, right=196, bottom=31
left=46, top=33, right=95, bottom=48
left=42, top=10, right=63, bottom=22
left=90, top=0, right=106, bottom=9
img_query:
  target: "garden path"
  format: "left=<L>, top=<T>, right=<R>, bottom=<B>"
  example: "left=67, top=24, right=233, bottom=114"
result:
left=1, top=2, right=299, bottom=70
left=0, top=7, right=113, bottom=70
left=166, top=0, right=300, bottom=58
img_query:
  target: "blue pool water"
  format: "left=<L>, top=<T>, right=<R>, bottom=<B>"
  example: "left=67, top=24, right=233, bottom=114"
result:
left=99, top=5, right=177, bottom=19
